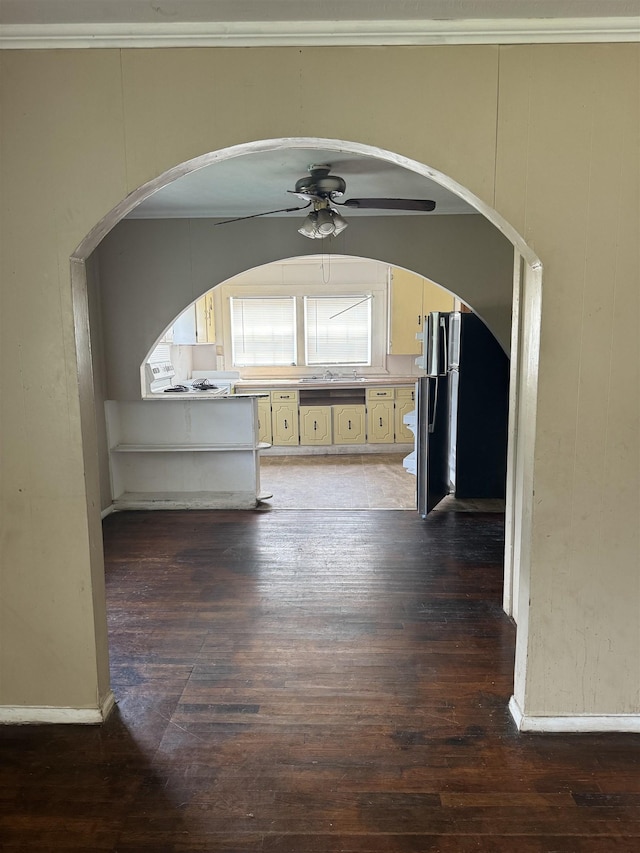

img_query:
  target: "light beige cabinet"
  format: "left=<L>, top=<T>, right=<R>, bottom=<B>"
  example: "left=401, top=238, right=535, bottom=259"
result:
left=271, top=390, right=299, bottom=446
left=299, top=405, right=332, bottom=445
left=195, top=292, right=216, bottom=343
left=388, top=268, right=454, bottom=355
left=257, top=396, right=272, bottom=444
left=247, top=384, right=415, bottom=448
left=394, top=386, right=416, bottom=443
left=333, top=405, right=366, bottom=444
left=366, top=388, right=395, bottom=443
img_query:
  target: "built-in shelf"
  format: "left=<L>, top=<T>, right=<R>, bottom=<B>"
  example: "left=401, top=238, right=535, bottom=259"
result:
left=105, top=397, right=267, bottom=510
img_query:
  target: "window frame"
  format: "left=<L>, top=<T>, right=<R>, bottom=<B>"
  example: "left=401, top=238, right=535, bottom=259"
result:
left=221, top=275, right=387, bottom=378
left=229, top=295, right=298, bottom=368
left=303, top=294, right=372, bottom=367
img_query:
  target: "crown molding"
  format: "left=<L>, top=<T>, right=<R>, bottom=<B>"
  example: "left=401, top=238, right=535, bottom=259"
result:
left=1, top=18, right=639, bottom=49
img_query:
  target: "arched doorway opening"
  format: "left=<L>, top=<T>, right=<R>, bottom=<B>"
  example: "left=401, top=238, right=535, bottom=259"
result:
left=72, top=138, right=542, bottom=722
left=143, top=254, right=509, bottom=515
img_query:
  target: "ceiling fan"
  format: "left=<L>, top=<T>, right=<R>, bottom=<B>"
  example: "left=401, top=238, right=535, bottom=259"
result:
left=215, top=164, right=436, bottom=239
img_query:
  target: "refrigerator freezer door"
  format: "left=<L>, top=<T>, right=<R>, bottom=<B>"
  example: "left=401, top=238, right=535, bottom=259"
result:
left=416, top=376, right=451, bottom=518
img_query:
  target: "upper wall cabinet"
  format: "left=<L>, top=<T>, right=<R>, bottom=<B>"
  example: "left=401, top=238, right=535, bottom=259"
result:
left=173, top=294, right=216, bottom=344
left=196, top=293, right=216, bottom=344
left=388, top=268, right=454, bottom=355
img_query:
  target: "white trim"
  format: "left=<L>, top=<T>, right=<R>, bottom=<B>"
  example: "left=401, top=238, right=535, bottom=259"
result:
left=100, top=504, right=115, bottom=520
left=509, top=696, right=640, bottom=733
left=0, top=691, right=116, bottom=725
left=1, top=18, right=638, bottom=50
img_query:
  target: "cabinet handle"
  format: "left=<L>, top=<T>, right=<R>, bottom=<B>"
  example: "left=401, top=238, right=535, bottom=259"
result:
left=379, top=417, right=383, bottom=427
left=284, top=418, right=288, bottom=429
left=418, top=314, right=421, bottom=326
left=348, top=420, right=352, bottom=430
left=313, top=420, right=318, bottom=431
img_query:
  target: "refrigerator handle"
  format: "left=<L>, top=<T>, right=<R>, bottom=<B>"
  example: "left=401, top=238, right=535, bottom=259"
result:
left=440, top=315, right=449, bottom=375
left=428, top=376, right=439, bottom=433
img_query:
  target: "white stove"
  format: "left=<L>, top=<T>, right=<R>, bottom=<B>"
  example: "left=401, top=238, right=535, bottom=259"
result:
left=145, top=362, right=236, bottom=396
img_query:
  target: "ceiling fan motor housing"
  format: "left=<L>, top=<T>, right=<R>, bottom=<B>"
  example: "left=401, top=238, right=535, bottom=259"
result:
left=295, top=165, right=346, bottom=198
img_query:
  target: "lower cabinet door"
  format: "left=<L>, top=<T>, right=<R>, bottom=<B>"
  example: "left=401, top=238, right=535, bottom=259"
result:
left=395, top=398, right=415, bottom=443
left=299, top=406, right=332, bottom=445
left=367, top=400, right=395, bottom=443
left=257, top=398, right=272, bottom=444
left=333, top=405, right=366, bottom=444
left=271, top=402, right=299, bottom=446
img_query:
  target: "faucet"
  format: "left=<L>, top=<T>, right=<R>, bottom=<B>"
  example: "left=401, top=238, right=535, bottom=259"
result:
left=323, top=369, right=335, bottom=380
left=352, top=369, right=358, bottom=379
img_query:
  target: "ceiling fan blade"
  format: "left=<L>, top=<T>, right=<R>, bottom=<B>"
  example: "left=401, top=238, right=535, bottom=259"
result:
left=340, top=198, right=436, bottom=212
left=214, top=201, right=311, bottom=226
left=286, top=189, right=319, bottom=202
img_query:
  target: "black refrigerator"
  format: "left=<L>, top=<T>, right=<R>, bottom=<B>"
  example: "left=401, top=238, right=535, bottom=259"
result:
left=416, top=311, right=509, bottom=517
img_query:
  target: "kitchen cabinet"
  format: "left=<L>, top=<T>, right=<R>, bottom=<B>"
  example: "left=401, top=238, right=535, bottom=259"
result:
left=333, top=405, right=366, bottom=444
left=172, top=303, right=197, bottom=344
left=395, top=386, right=416, bottom=443
left=388, top=267, right=455, bottom=355
left=366, top=388, right=395, bottom=444
left=299, top=405, right=332, bottom=445
left=271, top=390, right=299, bottom=446
left=257, top=396, right=272, bottom=444
left=195, top=292, right=216, bottom=343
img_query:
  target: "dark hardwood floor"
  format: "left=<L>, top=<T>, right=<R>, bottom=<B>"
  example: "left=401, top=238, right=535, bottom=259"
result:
left=1, top=508, right=639, bottom=851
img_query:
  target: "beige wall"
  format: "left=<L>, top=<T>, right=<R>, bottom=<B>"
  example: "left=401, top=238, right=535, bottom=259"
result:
left=0, top=44, right=638, bottom=721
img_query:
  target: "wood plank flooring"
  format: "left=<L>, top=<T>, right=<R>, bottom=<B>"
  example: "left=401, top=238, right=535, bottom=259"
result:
left=1, top=509, right=639, bottom=851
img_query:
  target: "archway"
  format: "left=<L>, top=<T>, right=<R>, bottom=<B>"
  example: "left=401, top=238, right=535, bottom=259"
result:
left=72, top=138, right=542, bottom=724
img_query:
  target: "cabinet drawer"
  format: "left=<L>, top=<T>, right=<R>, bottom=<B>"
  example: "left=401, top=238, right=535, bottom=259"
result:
left=395, top=386, right=416, bottom=401
left=366, top=387, right=394, bottom=400
left=271, top=390, right=299, bottom=402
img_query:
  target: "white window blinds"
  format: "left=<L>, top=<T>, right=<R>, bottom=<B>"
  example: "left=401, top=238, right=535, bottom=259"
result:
left=230, top=297, right=297, bottom=367
left=304, top=296, right=371, bottom=366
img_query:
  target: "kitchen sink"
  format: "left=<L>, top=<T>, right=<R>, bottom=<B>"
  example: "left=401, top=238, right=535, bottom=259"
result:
left=300, top=376, right=366, bottom=383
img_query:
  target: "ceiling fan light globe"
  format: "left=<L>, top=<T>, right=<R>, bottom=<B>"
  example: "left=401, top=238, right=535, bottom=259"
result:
left=315, top=208, right=335, bottom=235
left=298, top=212, right=318, bottom=238
left=331, top=212, right=348, bottom=235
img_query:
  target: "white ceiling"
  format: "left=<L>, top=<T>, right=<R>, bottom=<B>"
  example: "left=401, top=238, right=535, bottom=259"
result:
left=129, top=148, right=478, bottom=220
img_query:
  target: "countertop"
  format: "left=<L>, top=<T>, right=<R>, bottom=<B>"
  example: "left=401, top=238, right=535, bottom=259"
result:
left=234, top=377, right=418, bottom=391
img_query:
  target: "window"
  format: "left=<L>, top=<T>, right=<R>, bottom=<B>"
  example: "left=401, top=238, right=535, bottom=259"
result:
left=230, top=297, right=297, bottom=366
left=227, top=290, right=377, bottom=370
left=304, top=296, right=371, bottom=365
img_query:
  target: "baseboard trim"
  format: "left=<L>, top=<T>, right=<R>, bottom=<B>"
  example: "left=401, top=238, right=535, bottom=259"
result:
left=0, top=690, right=116, bottom=725
left=101, top=505, right=115, bottom=520
left=509, top=695, right=640, bottom=733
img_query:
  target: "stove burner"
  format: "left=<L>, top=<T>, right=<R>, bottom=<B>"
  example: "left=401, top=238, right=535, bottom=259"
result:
left=192, top=379, right=219, bottom=390
left=164, top=384, right=189, bottom=393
